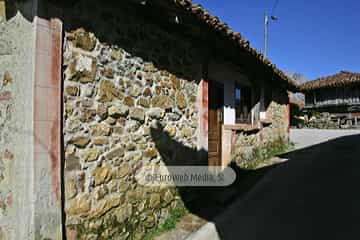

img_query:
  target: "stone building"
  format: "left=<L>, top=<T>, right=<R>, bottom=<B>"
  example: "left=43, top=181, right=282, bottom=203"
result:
left=301, top=71, right=360, bottom=128
left=0, top=0, right=298, bottom=239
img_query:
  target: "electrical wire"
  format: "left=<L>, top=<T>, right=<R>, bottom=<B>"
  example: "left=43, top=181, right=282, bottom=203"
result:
left=271, top=0, right=280, bottom=16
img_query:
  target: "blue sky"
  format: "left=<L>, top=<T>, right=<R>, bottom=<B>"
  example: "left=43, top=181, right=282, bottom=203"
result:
left=195, top=0, right=360, bottom=80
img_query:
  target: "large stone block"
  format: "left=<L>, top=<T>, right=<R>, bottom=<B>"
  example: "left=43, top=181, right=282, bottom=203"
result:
left=176, top=91, right=187, bottom=109
left=68, top=28, right=97, bottom=51
left=92, top=165, right=112, bottom=186
left=89, top=196, right=124, bottom=218
left=82, top=149, right=99, bottom=162
left=147, top=108, right=165, bottom=119
left=129, top=107, right=145, bottom=122
left=69, top=55, right=97, bottom=83
left=90, top=123, right=111, bottom=136
left=105, top=146, right=125, bottom=160
left=65, top=154, right=81, bottom=171
left=98, top=80, right=123, bottom=102
left=108, top=105, right=129, bottom=118
left=66, top=194, right=91, bottom=216
left=65, top=85, right=79, bottom=96
left=151, top=95, right=173, bottom=110
left=70, top=136, right=90, bottom=148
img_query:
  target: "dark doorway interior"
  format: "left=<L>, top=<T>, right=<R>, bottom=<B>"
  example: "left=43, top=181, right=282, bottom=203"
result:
left=209, top=80, right=224, bottom=166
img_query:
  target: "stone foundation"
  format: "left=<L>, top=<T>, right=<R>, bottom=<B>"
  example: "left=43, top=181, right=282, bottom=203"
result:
left=304, top=112, right=360, bottom=129
left=232, top=101, right=289, bottom=168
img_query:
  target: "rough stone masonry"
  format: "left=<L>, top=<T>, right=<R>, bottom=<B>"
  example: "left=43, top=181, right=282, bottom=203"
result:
left=63, top=28, right=200, bottom=239
left=232, top=99, right=290, bottom=168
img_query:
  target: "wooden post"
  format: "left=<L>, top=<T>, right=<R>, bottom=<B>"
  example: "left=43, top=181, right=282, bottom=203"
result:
left=198, top=61, right=209, bottom=152
left=0, top=0, right=5, bottom=22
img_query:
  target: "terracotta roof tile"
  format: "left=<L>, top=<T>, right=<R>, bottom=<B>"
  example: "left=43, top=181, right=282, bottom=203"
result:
left=169, top=0, right=299, bottom=89
left=300, top=71, right=360, bottom=91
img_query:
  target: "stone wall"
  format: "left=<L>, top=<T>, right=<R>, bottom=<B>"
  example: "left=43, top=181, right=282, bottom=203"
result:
left=303, top=112, right=360, bottom=129
left=63, top=28, right=200, bottom=239
left=232, top=91, right=290, bottom=168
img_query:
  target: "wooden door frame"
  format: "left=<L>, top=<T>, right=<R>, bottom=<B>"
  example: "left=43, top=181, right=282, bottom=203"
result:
left=208, top=79, right=224, bottom=166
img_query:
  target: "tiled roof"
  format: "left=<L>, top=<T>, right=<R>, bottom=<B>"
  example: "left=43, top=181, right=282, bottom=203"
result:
left=169, top=0, right=299, bottom=89
left=300, top=71, right=360, bottom=91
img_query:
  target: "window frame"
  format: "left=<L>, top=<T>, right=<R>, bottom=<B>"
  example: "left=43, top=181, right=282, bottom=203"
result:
left=234, top=83, right=252, bottom=124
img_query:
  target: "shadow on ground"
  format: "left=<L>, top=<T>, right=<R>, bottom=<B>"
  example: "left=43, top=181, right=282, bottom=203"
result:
left=214, top=133, right=360, bottom=240
left=150, top=124, right=277, bottom=220
left=151, top=125, right=360, bottom=239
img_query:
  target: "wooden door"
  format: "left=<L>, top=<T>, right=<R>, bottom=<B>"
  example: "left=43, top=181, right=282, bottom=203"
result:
left=208, top=80, right=224, bottom=166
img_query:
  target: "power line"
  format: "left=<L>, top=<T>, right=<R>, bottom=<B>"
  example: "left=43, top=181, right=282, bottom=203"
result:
left=264, top=0, right=280, bottom=57
left=271, top=0, right=280, bottom=16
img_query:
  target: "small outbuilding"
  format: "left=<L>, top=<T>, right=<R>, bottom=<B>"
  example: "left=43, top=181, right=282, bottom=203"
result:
left=301, top=71, right=360, bottom=127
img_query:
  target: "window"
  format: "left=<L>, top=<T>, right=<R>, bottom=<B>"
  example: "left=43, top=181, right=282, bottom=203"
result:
left=235, top=84, right=252, bottom=124
left=305, top=93, right=314, bottom=105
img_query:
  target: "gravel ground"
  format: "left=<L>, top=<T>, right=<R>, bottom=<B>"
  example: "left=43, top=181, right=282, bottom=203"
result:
left=290, top=128, right=360, bottom=150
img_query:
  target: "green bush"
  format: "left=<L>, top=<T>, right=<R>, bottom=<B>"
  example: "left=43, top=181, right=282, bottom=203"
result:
left=143, top=207, right=188, bottom=240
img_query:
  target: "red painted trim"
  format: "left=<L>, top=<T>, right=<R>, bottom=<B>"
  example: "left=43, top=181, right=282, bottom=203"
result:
left=33, top=17, right=62, bottom=203
left=197, top=79, right=209, bottom=151
left=202, top=79, right=208, bottom=140
left=50, top=19, right=62, bottom=202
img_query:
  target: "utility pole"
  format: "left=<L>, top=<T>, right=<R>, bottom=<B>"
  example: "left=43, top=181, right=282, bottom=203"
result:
left=261, top=12, right=278, bottom=120
left=264, top=13, right=278, bottom=58
left=264, top=13, right=269, bottom=58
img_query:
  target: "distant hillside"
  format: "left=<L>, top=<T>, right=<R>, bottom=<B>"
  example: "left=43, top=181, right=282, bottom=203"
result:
left=286, top=72, right=309, bottom=103
left=286, top=72, right=310, bottom=84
